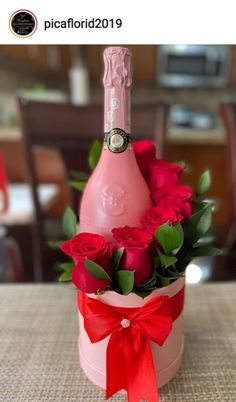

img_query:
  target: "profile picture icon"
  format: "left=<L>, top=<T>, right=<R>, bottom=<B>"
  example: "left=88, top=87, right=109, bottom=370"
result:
left=9, top=10, right=37, bottom=38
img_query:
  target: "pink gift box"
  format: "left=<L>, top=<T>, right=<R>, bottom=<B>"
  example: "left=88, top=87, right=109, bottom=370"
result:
left=78, top=277, right=185, bottom=393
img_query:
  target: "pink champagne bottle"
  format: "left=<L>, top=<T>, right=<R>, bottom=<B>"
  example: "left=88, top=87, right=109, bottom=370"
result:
left=79, top=47, right=152, bottom=239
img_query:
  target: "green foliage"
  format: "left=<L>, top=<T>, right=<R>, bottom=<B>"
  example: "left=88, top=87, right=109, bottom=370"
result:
left=192, top=199, right=210, bottom=213
left=68, top=170, right=90, bottom=192
left=62, top=207, right=77, bottom=239
left=174, top=160, right=189, bottom=171
left=155, top=223, right=184, bottom=255
left=134, top=289, right=154, bottom=298
left=158, top=251, right=178, bottom=269
left=57, top=262, right=74, bottom=271
left=59, top=270, right=72, bottom=282
left=197, top=170, right=211, bottom=196
left=185, top=203, right=212, bottom=244
left=134, top=274, right=157, bottom=298
left=189, top=246, right=222, bottom=257
left=85, top=258, right=111, bottom=281
left=70, top=170, right=89, bottom=181
left=68, top=180, right=86, bottom=191
left=136, top=274, right=157, bottom=290
left=57, top=261, right=74, bottom=282
left=115, top=270, right=134, bottom=295
left=156, top=271, right=184, bottom=287
left=166, top=269, right=184, bottom=278
left=155, top=272, right=171, bottom=287
left=48, top=240, right=63, bottom=250
left=89, top=140, right=102, bottom=170
left=112, top=247, right=124, bottom=271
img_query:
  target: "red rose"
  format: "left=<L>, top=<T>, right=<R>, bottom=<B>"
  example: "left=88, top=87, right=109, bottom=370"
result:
left=61, top=233, right=111, bottom=293
left=133, top=140, right=156, bottom=181
left=176, top=199, right=192, bottom=220
left=141, top=205, right=183, bottom=235
left=152, top=185, right=193, bottom=220
left=149, top=160, right=184, bottom=193
left=153, top=185, right=192, bottom=201
left=112, top=226, right=153, bottom=285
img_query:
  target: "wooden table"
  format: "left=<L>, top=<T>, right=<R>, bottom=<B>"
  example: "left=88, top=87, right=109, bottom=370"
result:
left=0, top=283, right=235, bottom=401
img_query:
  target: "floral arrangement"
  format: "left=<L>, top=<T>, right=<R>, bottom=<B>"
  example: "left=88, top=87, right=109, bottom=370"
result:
left=57, top=140, right=221, bottom=297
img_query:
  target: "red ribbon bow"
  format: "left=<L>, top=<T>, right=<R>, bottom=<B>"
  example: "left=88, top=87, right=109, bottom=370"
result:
left=79, top=287, right=184, bottom=402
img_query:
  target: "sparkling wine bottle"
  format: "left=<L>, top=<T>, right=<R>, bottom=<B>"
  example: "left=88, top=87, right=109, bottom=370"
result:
left=79, top=47, right=152, bottom=239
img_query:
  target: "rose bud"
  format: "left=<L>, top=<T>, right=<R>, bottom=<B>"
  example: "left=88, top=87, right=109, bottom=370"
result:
left=61, top=233, right=111, bottom=293
left=112, top=226, right=153, bottom=285
left=141, top=205, right=183, bottom=235
left=133, top=140, right=157, bottom=181
left=149, top=160, right=184, bottom=193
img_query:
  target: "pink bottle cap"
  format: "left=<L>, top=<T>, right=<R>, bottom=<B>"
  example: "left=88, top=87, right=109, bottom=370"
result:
left=103, top=47, right=132, bottom=133
left=103, top=47, right=132, bottom=88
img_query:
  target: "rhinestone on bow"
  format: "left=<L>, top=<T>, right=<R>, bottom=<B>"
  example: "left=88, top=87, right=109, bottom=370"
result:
left=121, top=318, right=131, bottom=328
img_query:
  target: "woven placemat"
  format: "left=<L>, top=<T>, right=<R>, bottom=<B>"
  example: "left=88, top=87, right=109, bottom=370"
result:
left=0, top=283, right=235, bottom=402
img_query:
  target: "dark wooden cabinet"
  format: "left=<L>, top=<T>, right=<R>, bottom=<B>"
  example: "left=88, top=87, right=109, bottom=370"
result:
left=0, top=45, right=74, bottom=79
left=0, top=45, right=157, bottom=83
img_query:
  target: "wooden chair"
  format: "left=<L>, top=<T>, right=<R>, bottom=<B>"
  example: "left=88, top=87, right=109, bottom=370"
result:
left=203, top=101, right=236, bottom=281
left=211, top=101, right=236, bottom=279
left=17, top=98, right=169, bottom=282
left=220, top=102, right=236, bottom=228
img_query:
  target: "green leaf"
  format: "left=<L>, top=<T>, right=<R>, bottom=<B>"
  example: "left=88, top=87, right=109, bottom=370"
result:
left=174, top=160, right=189, bottom=171
left=158, top=251, right=178, bottom=268
left=134, top=289, right=154, bottom=299
left=190, top=246, right=222, bottom=257
left=197, top=170, right=211, bottom=196
left=48, top=240, right=63, bottom=250
left=186, top=203, right=212, bottom=244
left=89, top=140, right=102, bottom=170
left=112, top=247, right=124, bottom=271
left=59, top=270, right=72, bottom=282
left=136, top=274, right=157, bottom=289
left=62, top=207, right=77, bottom=239
left=115, top=270, right=134, bottom=295
left=166, top=269, right=184, bottom=278
left=85, top=258, right=111, bottom=281
left=155, top=223, right=184, bottom=255
left=152, top=254, right=160, bottom=268
left=155, top=272, right=171, bottom=287
left=192, top=200, right=209, bottom=213
left=70, top=170, right=89, bottom=181
left=68, top=180, right=87, bottom=191
left=57, top=262, right=74, bottom=272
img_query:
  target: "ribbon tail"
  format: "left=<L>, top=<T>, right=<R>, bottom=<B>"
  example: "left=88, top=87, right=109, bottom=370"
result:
left=127, top=339, right=159, bottom=402
left=106, top=328, right=159, bottom=402
left=106, top=331, right=127, bottom=399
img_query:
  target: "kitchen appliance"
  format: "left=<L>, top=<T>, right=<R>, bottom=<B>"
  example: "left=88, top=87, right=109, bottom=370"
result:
left=158, top=45, right=231, bottom=87
left=169, top=105, right=217, bottom=130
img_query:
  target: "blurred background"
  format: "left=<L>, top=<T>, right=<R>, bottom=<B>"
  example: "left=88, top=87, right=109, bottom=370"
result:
left=0, top=44, right=236, bottom=284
